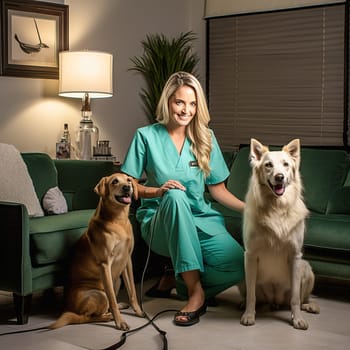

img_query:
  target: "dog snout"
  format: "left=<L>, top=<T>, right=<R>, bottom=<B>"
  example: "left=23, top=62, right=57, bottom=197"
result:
left=275, top=173, right=284, bottom=183
left=122, top=184, right=132, bottom=194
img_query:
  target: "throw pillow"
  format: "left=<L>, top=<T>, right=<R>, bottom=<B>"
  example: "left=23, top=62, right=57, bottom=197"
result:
left=0, top=143, right=44, bottom=217
left=43, top=186, right=68, bottom=215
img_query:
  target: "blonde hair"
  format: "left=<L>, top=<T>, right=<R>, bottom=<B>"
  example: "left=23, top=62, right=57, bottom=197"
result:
left=156, top=72, right=212, bottom=177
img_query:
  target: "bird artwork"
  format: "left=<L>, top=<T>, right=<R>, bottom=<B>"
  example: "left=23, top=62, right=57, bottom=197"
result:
left=14, top=18, right=49, bottom=54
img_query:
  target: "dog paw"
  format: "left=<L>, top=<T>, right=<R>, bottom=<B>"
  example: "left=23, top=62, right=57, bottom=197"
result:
left=117, top=321, right=130, bottom=331
left=301, top=302, right=320, bottom=314
left=292, top=316, right=308, bottom=330
left=132, top=305, right=145, bottom=318
left=240, top=312, right=255, bottom=326
left=137, top=310, right=146, bottom=318
left=100, top=312, right=113, bottom=322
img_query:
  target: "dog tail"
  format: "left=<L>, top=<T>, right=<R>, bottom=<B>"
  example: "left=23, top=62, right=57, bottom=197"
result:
left=48, top=311, right=93, bottom=329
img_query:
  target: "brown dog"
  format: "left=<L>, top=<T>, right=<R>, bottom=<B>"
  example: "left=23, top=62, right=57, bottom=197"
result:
left=49, top=173, right=144, bottom=330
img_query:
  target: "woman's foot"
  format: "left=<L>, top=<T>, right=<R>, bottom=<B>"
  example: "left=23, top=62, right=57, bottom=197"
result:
left=174, top=288, right=206, bottom=326
left=173, top=301, right=207, bottom=327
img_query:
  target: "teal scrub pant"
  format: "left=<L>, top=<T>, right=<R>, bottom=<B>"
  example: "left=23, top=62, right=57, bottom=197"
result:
left=140, top=189, right=245, bottom=299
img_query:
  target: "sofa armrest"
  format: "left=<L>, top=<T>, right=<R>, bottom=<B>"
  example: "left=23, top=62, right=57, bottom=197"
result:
left=0, top=201, right=32, bottom=295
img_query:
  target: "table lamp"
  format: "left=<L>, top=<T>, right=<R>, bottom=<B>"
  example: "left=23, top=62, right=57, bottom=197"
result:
left=58, top=50, right=113, bottom=160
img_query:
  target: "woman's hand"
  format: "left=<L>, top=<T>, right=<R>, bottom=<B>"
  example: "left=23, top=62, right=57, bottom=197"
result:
left=138, top=180, right=185, bottom=198
left=159, top=180, right=186, bottom=195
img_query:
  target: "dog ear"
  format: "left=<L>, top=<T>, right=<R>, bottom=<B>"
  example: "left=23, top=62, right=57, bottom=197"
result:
left=283, top=139, right=300, bottom=167
left=250, top=138, right=268, bottom=164
left=131, top=177, right=139, bottom=200
left=94, top=176, right=108, bottom=197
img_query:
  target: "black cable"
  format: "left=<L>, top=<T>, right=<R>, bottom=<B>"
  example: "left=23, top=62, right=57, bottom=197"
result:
left=0, top=326, right=48, bottom=336
left=99, top=308, right=178, bottom=350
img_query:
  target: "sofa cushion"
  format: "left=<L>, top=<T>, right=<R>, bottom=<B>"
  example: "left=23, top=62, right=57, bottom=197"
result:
left=304, top=212, right=350, bottom=253
left=29, top=209, right=94, bottom=266
left=326, top=187, right=350, bottom=214
left=22, top=153, right=58, bottom=204
left=300, top=149, right=349, bottom=214
left=226, top=146, right=251, bottom=201
left=54, top=159, right=118, bottom=210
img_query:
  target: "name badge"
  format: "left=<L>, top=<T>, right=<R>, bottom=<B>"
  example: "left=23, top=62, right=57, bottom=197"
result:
left=189, top=160, right=198, bottom=167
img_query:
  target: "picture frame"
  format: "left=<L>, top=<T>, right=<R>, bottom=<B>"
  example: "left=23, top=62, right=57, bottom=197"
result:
left=0, top=0, right=68, bottom=79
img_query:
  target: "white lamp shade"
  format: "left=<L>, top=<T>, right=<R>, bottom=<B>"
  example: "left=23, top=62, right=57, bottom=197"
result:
left=59, top=50, right=113, bottom=98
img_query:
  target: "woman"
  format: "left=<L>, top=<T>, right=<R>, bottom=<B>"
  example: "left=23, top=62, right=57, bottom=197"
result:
left=121, top=71, right=244, bottom=327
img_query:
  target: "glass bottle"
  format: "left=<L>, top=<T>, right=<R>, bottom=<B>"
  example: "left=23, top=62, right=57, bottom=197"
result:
left=56, top=123, right=71, bottom=159
left=77, top=94, right=99, bottom=160
left=62, top=123, right=71, bottom=146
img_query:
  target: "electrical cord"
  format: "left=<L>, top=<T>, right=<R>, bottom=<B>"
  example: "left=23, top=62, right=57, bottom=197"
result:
left=99, top=308, right=177, bottom=350
left=0, top=326, right=48, bottom=336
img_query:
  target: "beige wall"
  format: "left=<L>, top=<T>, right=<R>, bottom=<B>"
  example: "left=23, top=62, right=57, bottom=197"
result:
left=0, top=0, right=206, bottom=160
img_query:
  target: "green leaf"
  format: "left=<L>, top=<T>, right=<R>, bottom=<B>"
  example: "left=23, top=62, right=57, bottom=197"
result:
left=129, top=31, right=200, bottom=123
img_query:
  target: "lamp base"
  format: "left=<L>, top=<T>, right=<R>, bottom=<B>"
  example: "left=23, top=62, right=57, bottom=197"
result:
left=77, top=115, right=99, bottom=160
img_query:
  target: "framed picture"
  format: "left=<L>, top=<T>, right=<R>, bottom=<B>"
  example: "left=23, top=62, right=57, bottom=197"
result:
left=0, top=0, right=68, bottom=79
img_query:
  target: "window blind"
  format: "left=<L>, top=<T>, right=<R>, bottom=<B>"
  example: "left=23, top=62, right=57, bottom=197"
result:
left=204, top=0, right=345, bottom=18
left=207, top=4, right=346, bottom=150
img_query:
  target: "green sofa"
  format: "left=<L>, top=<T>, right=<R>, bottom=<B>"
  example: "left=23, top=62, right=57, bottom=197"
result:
left=0, top=153, right=152, bottom=325
left=213, top=146, right=350, bottom=285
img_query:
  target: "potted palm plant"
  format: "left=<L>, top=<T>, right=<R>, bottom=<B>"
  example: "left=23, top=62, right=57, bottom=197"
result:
left=129, top=31, right=199, bottom=123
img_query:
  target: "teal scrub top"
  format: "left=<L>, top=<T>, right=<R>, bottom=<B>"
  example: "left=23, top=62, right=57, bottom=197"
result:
left=121, top=123, right=230, bottom=235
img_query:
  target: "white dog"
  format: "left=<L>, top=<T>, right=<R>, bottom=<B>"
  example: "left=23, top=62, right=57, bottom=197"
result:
left=240, top=138, right=320, bottom=330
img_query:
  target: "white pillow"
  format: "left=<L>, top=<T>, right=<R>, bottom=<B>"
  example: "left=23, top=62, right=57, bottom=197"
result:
left=0, top=143, right=44, bottom=217
left=43, top=186, right=68, bottom=215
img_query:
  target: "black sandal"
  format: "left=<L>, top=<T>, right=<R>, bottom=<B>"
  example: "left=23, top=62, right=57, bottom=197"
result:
left=173, top=302, right=207, bottom=327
